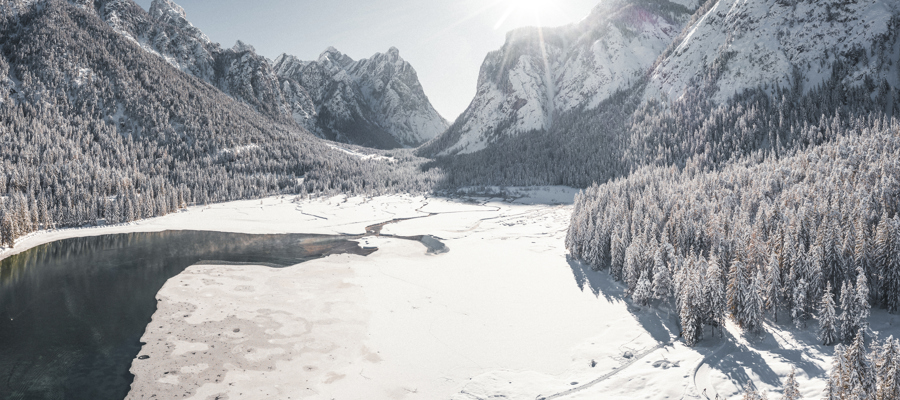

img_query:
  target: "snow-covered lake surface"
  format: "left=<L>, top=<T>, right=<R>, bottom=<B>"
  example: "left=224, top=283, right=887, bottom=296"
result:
left=3, top=187, right=900, bottom=400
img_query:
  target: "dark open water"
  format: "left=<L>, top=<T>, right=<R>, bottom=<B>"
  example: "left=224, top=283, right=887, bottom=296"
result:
left=0, top=231, right=373, bottom=400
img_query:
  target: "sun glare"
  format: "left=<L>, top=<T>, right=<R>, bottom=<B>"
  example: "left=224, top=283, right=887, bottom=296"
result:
left=493, top=0, right=559, bottom=29
left=515, top=0, right=552, bottom=14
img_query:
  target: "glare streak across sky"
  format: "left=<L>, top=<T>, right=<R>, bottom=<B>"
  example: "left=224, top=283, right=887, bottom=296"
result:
left=132, top=0, right=601, bottom=122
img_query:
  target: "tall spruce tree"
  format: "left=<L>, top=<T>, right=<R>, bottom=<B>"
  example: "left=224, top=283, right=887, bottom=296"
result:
left=845, top=331, right=875, bottom=400
left=653, top=247, right=674, bottom=300
left=840, top=281, right=857, bottom=343
left=633, top=270, right=653, bottom=307
left=855, top=267, right=871, bottom=337
left=819, top=282, right=839, bottom=346
left=876, top=337, right=900, bottom=400
left=792, top=278, right=810, bottom=329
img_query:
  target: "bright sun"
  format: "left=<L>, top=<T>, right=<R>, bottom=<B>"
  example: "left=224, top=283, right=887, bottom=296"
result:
left=514, top=0, right=553, bottom=13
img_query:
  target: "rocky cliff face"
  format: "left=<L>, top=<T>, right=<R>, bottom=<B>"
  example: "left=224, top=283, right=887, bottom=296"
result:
left=274, top=47, right=448, bottom=148
left=422, top=0, right=697, bottom=156
left=65, top=0, right=446, bottom=148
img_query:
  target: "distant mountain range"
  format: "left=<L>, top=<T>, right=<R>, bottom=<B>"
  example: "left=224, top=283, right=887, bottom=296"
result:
left=84, top=0, right=447, bottom=148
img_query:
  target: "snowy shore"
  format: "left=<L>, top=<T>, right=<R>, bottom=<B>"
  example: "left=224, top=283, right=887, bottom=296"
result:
left=3, top=188, right=897, bottom=399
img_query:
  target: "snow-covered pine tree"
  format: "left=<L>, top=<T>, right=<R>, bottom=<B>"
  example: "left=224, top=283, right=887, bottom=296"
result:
left=1, top=212, right=15, bottom=248
left=824, top=216, right=842, bottom=288
left=819, top=282, right=839, bottom=346
left=807, top=245, right=825, bottom=304
left=781, top=368, right=801, bottom=400
left=855, top=218, right=872, bottom=296
left=765, top=253, right=782, bottom=322
left=653, top=247, right=674, bottom=300
left=633, top=270, right=653, bottom=307
left=887, top=215, right=900, bottom=313
left=680, top=269, right=702, bottom=346
left=840, top=281, right=857, bottom=343
left=704, top=253, right=726, bottom=333
left=845, top=331, right=876, bottom=400
left=624, top=238, right=642, bottom=293
left=855, top=266, right=871, bottom=337
left=741, top=387, right=767, bottom=400
left=875, top=213, right=892, bottom=306
left=876, top=336, right=900, bottom=400
left=729, top=257, right=750, bottom=328
left=792, top=278, right=809, bottom=329
left=746, top=270, right=765, bottom=334
left=827, top=344, right=850, bottom=400
left=611, top=228, right=627, bottom=280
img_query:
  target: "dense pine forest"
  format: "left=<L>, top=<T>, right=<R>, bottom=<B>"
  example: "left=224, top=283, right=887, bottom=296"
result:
left=566, top=118, right=900, bottom=345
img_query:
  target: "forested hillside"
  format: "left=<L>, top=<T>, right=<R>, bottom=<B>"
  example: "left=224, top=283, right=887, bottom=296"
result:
left=566, top=119, right=900, bottom=345
left=0, top=0, right=441, bottom=247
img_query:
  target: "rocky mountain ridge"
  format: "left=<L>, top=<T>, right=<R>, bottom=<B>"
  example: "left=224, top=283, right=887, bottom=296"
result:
left=63, top=0, right=447, bottom=148
left=273, top=46, right=448, bottom=148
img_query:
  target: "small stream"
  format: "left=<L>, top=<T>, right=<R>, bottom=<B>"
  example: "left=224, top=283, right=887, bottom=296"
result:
left=363, top=214, right=449, bottom=255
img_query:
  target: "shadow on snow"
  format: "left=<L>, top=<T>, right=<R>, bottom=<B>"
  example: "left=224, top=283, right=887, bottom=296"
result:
left=567, top=256, right=830, bottom=395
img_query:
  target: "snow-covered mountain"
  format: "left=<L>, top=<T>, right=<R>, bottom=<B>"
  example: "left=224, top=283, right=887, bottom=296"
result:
left=645, top=0, right=900, bottom=104
left=421, top=0, right=698, bottom=156
left=74, top=0, right=446, bottom=148
left=274, top=47, right=448, bottom=148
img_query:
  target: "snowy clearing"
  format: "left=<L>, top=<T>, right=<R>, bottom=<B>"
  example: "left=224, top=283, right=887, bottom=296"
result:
left=3, top=188, right=899, bottom=399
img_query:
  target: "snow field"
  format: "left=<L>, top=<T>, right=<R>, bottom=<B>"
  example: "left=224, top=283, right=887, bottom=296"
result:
left=5, top=189, right=900, bottom=399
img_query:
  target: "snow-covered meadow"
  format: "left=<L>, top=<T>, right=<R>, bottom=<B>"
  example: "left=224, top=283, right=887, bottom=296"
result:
left=4, top=188, right=900, bottom=399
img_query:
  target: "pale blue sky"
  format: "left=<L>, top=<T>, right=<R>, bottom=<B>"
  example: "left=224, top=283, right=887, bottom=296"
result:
left=133, top=0, right=601, bottom=121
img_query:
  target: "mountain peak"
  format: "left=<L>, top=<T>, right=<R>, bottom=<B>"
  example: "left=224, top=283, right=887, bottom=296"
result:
left=148, top=0, right=210, bottom=43
left=149, top=0, right=186, bottom=20
left=319, top=47, right=354, bottom=68
left=232, top=40, right=256, bottom=53
left=387, top=46, right=400, bottom=58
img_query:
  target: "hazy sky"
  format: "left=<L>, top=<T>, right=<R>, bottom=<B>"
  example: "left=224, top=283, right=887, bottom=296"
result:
left=132, top=0, right=601, bottom=122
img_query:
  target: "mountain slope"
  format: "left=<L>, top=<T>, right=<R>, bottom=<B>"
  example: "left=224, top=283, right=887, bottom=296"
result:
left=79, top=0, right=446, bottom=148
left=421, top=0, right=697, bottom=156
left=645, top=0, right=900, bottom=104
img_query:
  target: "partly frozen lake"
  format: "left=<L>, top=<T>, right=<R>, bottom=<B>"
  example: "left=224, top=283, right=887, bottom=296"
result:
left=0, top=231, right=372, bottom=399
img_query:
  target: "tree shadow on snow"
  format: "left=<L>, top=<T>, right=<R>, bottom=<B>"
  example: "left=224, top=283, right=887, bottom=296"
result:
left=694, top=331, right=782, bottom=390
left=567, top=256, right=620, bottom=303
left=567, top=256, right=678, bottom=344
left=567, top=256, right=827, bottom=392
